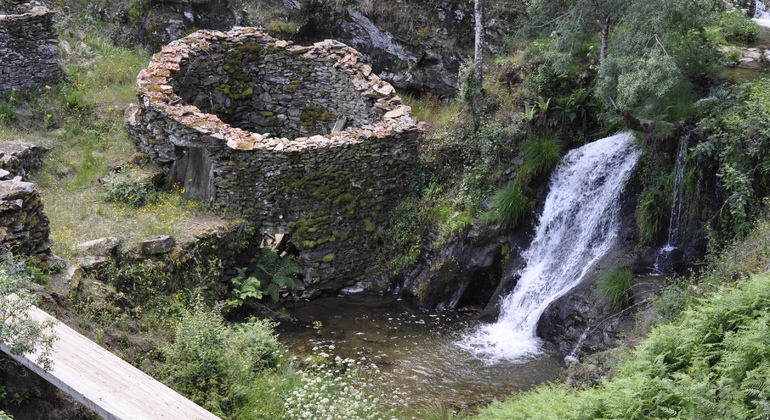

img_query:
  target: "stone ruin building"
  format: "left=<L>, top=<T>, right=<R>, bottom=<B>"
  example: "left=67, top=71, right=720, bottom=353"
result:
left=128, top=27, right=420, bottom=294
left=0, top=0, right=60, bottom=92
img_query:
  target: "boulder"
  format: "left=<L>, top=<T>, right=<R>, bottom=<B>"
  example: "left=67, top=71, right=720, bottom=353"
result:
left=140, top=235, right=176, bottom=255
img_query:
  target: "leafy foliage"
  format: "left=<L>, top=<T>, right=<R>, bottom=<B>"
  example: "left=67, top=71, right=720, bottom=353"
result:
left=102, top=168, right=155, bottom=208
left=226, top=248, right=303, bottom=308
left=596, top=268, right=634, bottom=312
left=525, top=0, right=724, bottom=116
left=0, top=257, right=56, bottom=370
left=718, top=8, right=761, bottom=43
left=378, top=200, right=428, bottom=275
left=159, top=303, right=282, bottom=416
left=696, top=77, right=770, bottom=240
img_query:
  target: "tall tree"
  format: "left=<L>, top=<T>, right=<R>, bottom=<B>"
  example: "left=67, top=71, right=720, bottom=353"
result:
left=525, top=0, right=724, bottom=115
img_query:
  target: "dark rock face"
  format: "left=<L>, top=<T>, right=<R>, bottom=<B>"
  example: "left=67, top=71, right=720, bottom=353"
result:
left=97, top=0, right=519, bottom=98
left=400, top=224, right=530, bottom=311
left=536, top=242, right=640, bottom=358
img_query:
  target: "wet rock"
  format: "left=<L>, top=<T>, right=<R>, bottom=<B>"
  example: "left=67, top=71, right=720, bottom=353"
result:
left=536, top=241, right=641, bottom=358
left=400, top=224, right=511, bottom=310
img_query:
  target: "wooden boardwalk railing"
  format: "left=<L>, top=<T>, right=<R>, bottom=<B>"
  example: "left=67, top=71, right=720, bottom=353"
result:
left=0, top=305, right=220, bottom=420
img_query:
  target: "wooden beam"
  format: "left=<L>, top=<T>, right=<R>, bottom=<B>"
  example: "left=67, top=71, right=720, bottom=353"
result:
left=1, top=305, right=220, bottom=420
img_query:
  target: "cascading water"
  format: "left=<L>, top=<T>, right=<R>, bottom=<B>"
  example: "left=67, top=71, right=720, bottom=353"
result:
left=755, top=0, right=770, bottom=28
left=653, top=136, right=688, bottom=273
left=459, top=132, right=641, bottom=362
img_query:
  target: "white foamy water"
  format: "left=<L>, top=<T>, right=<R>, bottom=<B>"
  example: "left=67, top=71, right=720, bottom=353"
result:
left=755, top=0, right=770, bottom=28
left=459, top=132, right=641, bottom=362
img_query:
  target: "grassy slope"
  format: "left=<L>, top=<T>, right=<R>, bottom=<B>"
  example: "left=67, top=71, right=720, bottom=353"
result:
left=0, top=13, right=227, bottom=259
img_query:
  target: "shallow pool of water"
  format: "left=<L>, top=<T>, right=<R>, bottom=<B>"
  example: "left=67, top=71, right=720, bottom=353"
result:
left=277, top=296, right=563, bottom=410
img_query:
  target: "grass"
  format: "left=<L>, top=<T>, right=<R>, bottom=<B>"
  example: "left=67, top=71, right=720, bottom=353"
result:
left=596, top=268, right=633, bottom=312
left=401, top=94, right=462, bottom=129
left=484, top=183, right=533, bottom=229
left=519, top=132, right=563, bottom=178
left=0, top=14, right=230, bottom=258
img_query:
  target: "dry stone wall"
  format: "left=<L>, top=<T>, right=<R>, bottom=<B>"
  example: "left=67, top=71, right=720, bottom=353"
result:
left=128, top=28, right=419, bottom=294
left=0, top=141, right=51, bottom=261
left=0, top=1, right=60, bottom=93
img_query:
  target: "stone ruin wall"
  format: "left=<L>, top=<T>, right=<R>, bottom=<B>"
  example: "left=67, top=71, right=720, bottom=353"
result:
left=0, top=141, right=52, bottom=262
left=128, top=28, right=419, bottom=294
left=0, top=1, right=60, bottom=92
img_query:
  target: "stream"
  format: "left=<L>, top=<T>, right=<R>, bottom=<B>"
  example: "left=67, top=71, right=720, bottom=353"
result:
left=277, top=296, right=563, bottom=410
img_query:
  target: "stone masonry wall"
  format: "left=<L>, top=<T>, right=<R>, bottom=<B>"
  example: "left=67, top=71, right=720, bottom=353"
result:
left=128, top=28, right=419, bottom=294
left=0, top=1, right=61, bottom=92
left=0, top=141, right=51, bottom=261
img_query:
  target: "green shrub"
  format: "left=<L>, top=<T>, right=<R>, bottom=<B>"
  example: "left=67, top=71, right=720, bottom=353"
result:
left=596, top=268, right=634, bottom=312
left=378, top=200, right=427, bottom=274
left=226, top=248, right=303, bottom=308
left=102, top=168, right=155, bottom=208
left=486, top=183, right=534, bottom=229
left=160, top=304, right=282, bottom=415
left=719, top=9, right=761, bottom=43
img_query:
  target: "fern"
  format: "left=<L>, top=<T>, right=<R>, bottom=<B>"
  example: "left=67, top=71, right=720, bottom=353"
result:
left=227, top=248, right=304, bottom=309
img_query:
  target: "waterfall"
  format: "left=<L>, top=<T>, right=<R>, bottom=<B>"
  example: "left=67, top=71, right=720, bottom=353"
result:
left=755, top=0, right=770, bottom=28
left=459, top=132, right=641, bottom=362
left=666, top=137, right=688, bottom=247
left=652, top=136, right=688, bottom=274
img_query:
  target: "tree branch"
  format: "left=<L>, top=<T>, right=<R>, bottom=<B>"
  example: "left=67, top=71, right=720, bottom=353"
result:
left=608, top=97, right=678, bottom=137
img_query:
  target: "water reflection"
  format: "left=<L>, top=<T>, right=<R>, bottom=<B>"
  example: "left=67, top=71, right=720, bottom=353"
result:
left=277, top=296, right=562, bottom=410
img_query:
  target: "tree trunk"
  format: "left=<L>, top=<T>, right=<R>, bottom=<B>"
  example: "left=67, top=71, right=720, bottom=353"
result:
left=600, top=15, right=610, bottom=64
left=609, top=97, right=678, bottom=141
left=474, top=0, right=484, bottom=92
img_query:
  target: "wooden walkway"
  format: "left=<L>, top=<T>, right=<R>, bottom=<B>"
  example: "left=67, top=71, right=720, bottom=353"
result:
left=0, top=305, right=220, bottom=420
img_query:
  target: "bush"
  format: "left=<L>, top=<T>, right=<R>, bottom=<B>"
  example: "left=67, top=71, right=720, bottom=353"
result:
left=596, top=268, right=634, bottom=312
left=226, top=248, right=304, bottom=308
left=102, top=168, right=155, bottom=208
left=486, top=183, right=534, bottom=229
left=160, top=303, right=282, bottom=415
left=720, top=9, right=761, bottom=43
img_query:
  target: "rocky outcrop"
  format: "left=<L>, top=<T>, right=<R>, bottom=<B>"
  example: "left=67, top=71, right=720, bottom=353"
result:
left=95, top=0, right=520, bottom=98
left=0, top=141, right=47, bottom=179
left=400, top=224, right=533, bottom=311
left=0, top=1, right=60, bottom=92
left=128, top=28, right=419, bottom=294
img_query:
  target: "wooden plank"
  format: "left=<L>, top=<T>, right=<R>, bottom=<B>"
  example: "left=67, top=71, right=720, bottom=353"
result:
left=1, top=305, right=221, bottom=420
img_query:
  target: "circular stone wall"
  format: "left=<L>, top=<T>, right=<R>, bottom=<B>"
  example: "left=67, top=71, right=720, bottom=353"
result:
left=128, top=28, right=420, bottom=294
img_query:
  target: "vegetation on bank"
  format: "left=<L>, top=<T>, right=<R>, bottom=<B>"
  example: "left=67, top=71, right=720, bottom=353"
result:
left=477, top=215, right=770, bottom=419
